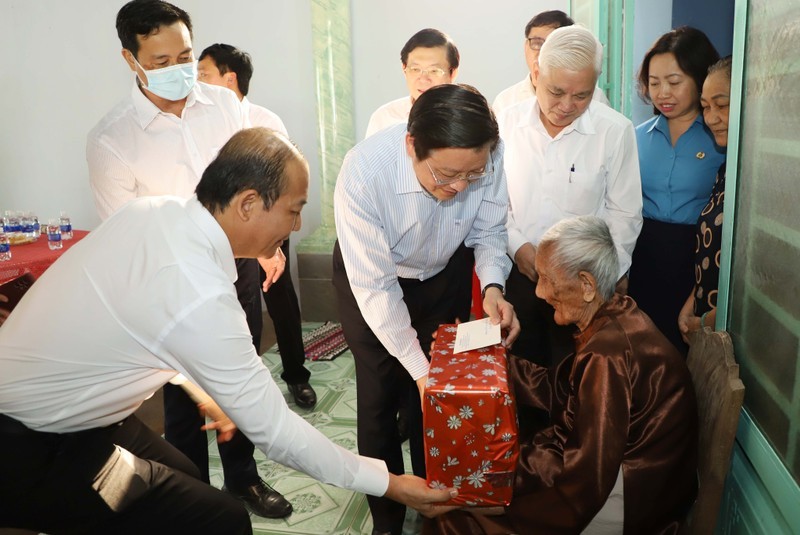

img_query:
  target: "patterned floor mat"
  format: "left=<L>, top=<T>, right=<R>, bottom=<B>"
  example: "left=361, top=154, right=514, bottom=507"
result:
left=303, top=321, right=349, bottom=361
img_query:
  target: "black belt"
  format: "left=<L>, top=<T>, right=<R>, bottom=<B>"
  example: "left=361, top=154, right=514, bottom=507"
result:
left=0, top=413, right=124, bottom=439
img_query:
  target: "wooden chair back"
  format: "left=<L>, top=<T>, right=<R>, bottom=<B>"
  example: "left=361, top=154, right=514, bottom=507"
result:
left=684, top=327, right=745, bottom=535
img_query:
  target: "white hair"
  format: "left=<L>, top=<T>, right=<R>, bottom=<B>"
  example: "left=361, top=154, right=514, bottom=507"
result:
left=539, top=216, right=619, bottom=300
left=538, top=25, right=603, bottom=78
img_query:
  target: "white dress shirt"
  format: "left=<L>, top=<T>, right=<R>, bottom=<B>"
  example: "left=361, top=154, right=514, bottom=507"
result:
left=0, top=196, right=388, bottom=497
left=492, top=75, right=610, bottom=114
left=86, top=81, right=248, bottom=220
left=499, top=98, right=642, bottom=277
left=334, top=124, right=511, bottom=380
left=243, top=97, right=288, bottom=135
left=364, top=96, right=413, bottom=138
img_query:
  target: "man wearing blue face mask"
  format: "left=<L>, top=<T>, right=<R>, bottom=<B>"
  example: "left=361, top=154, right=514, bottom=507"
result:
left=86, top=0, right=293, bottom=520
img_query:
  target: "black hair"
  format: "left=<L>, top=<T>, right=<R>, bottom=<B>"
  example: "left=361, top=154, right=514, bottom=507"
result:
left=196, top=128, right=303, bottom=214
left=400, top=28, right=460, bottom=72
left=199, top=43, right=254, bottom=96
left=524, top=10, right=574, bottom=37
left=637, top=26, right=720, bottom=115
left=116, top=0, right=192, bottom=60
left=407, top=84, right=498, bottom=160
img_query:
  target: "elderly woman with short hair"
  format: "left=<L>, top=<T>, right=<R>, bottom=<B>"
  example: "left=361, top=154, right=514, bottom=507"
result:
left=426, top=216, right=698, bottom=535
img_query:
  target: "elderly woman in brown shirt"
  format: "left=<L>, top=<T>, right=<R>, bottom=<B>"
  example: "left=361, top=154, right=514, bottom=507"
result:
left=425, top=216, right=698, bottom=534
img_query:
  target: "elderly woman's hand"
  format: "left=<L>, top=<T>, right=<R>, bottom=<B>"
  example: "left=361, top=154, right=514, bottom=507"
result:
left=483, top=289, right=521, bottom=348
left=677, top=293, right=702, bottom=344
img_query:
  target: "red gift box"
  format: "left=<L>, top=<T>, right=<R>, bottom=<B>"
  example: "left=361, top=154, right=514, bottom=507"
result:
left=423, top=324, right=519, bottom=506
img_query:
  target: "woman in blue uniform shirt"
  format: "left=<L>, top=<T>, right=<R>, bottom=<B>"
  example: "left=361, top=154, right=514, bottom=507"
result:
left=627, top=27, right=725, bottom=355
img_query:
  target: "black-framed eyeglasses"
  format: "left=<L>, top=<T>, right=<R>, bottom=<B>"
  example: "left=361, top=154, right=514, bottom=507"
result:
left=526, top=37, right=545, bottom=51
left=404, top=66, right=448, bottom=79
left=425, top=156, right=494, bottom=186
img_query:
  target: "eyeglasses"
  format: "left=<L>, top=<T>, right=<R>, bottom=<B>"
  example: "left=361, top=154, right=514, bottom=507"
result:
left=404, top=66, right=448, bottom=79
left=425, top=157, right=494, bottom=186
left=526, top=37, right=546, bottom=51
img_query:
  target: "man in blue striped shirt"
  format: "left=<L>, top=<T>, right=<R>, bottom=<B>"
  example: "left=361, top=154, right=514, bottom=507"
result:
left=333, top=84, right=519, bottom=535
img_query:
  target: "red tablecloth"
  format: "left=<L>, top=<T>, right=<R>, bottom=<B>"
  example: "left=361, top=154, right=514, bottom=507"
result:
left=0, top=230, right=89, bottom=285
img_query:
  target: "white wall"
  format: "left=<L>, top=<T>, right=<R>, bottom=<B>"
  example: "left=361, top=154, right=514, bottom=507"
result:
left=0, top=0, right=567, bottom=283
left=351, top=0, right=568, bottom=140
left=0, top=0, right=320, bottom=275
left=631, top=0, right=673, bottom=126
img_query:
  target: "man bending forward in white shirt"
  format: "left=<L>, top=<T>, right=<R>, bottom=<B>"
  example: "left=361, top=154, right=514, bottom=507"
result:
left=0, top=128, right=458, bottom=535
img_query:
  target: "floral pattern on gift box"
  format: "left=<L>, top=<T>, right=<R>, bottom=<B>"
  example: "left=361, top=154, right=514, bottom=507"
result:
left=423, top=324, right=519, bottom=507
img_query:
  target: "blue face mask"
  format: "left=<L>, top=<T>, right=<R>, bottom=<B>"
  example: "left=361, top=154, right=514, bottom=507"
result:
left=133, top=56, right=197, bottom=101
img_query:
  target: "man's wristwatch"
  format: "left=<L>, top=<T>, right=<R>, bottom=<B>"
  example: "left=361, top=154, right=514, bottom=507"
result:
left=481, top=283, right=505, bottom=298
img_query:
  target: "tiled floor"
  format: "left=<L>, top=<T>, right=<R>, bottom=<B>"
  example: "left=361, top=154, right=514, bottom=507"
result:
left=205, top=322, right=420, bottom=535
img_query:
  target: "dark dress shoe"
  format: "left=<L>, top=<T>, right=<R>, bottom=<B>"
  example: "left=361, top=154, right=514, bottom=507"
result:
left=223, top=479, right=293, bottom=518
left=371, top=530, right=394, bottom=535
left=287, top=382, right=317, bottom=408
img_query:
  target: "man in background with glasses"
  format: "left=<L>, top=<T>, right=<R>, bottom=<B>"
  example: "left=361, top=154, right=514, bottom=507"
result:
left=364, top=28, right=460, bottom=138
left=492, top=10, right=609, bottom=113
left=198, top=43, right=317, bottom=411
left=333, top=84, right=519, bottom=535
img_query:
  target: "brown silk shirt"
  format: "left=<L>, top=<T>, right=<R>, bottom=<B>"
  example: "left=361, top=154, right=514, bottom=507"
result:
left=425, top=294, right=698, bottom=535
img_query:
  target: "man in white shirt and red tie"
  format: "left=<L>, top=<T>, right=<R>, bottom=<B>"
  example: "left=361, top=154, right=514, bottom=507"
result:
left=497, top=25, right=641, bottom=369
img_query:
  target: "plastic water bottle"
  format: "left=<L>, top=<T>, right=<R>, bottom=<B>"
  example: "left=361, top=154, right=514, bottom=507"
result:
left=47, top=219, right=63, bottom=250
left=6, top=211, right=21, bottom=237
left=20, top=212, right=34, bottom=239
left=2, top=211, right=11, bottom=234
left=59, top=211, right=73, bottom=240
left=32, top=213, right=41, bottom=239
left=0, top=232, right=10, bottom=261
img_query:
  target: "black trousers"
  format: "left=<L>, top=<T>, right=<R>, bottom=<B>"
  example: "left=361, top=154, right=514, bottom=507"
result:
left=163, top=258, right=262, bottom=487
left=628, top=217, right=695, bottom=356
left=260, top=238, right=310, bottom=385
left=332, top=241, right=473, bottom=535
left=0, top=413, right=251, bottom=534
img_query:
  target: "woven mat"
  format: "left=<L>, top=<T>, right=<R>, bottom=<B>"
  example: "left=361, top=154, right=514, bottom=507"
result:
left=303, top=321, right=349, bottom=361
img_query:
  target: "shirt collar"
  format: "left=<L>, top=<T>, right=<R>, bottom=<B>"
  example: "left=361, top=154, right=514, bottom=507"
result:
left=523, top=99, right=595, bottom=138
left=574, top=293, right=629, bottom=348
left=647, top=112, right=704, bottom=137
left=563, top=102, right=596, bottom=136
left=130, top=80, right=212, bottom=130
left=185, top=196, right=238, bottom=283
left=396, top=130, right=428, bottom=196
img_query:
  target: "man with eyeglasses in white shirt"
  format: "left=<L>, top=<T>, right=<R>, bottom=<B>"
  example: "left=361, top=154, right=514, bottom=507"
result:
left=492, top=10, right=609, bottom=114
left=364, top=28, right=460, bottom=138
left=334, top=84, right=520, bottom=535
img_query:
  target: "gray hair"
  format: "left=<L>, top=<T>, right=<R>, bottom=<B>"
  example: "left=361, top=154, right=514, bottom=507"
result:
left=539, top=216, right=618, bottom=300
left=538, top=25, right=603, bottom=79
